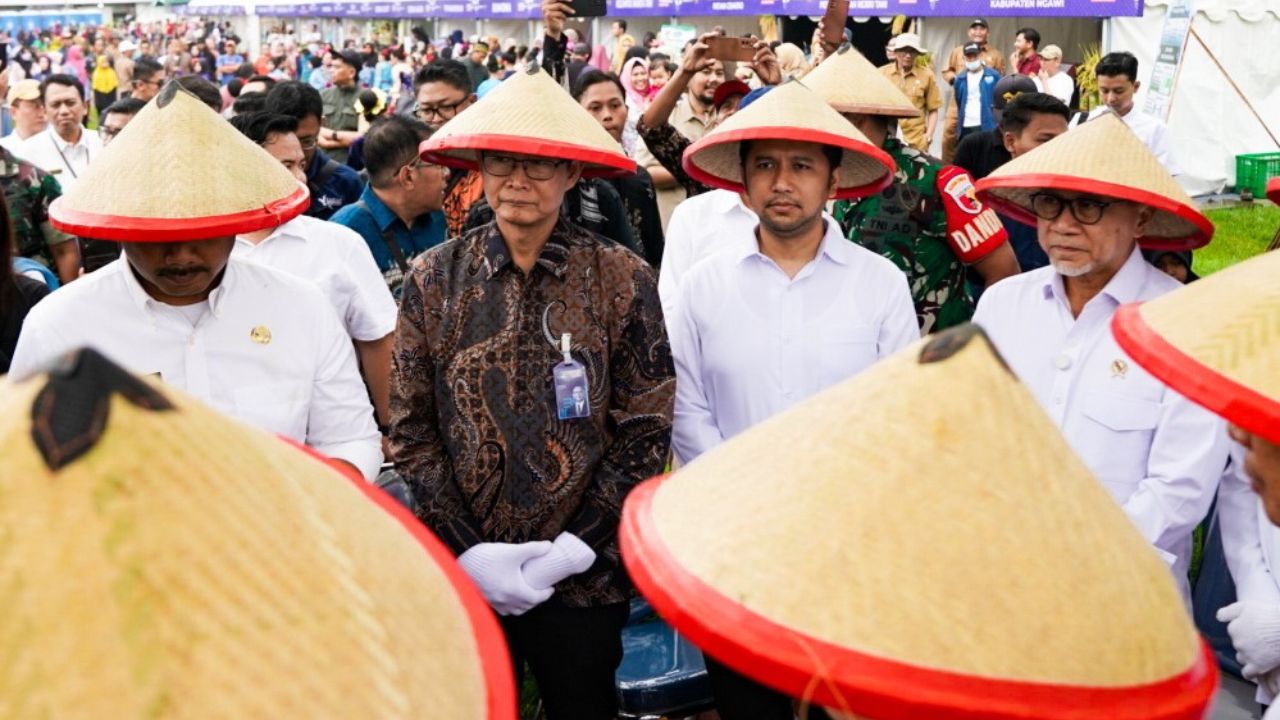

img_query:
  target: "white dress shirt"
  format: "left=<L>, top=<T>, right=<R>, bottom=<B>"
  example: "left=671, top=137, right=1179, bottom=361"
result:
left=1033, top=71, right=1075, bottom=107
left=1087, top=105, right=1180, bottom=175
left=0, top=129, right=37, bottom=155
left=233, top=215, right=397, bottom=342
left=658, top=189, right=758, bottom=321
left=672, top=220, right=919, bottom=464
left=16, top=124, right=102, bottom=191
left=9, top=257, right=383, bottom=479
left=1219, top=442, right=1280, bottom=704
left=973, top=248, right=1227, bottom=600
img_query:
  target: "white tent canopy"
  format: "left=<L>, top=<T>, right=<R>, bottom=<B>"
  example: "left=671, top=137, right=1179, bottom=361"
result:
left=1110, top=0, right=1280, bottom=196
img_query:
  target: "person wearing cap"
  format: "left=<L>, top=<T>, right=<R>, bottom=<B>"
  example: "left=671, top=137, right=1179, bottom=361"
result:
left=0, top=79, right=48, bottom=155
left=1086, top=52, right=1180, bottom=176
left=265, top=80, right=363, bottom=220
left=462, top=40, right=490, bottom=94
left=0, top=348, right=519, bottom=718
left=951, top=42, right=1001, bottom=144
left=9, top=84, right=382, bottom=481
left=972, top=113, right=1228, bottom=602
left=940, top=18, right=1006, bottom=163
left=229, top=110, right=402, bottom=437
left=318, top=49, right=362, bottom=165
left=1033, top=44, right=1074, bottom=106
left=0, top=143, right=78, bottom=285
left=567, top=41, right=592, bottom=86
left=114, top=39, right=137, bottom=94
left=18, top=75, right=102, bottom=194
left=955, top=90, right=1069, bottom=273
left=216, top=39, right=244, bottom=86
left=400, top=66, right=674, bottom=720
left=880, top=33, right=940, bottom=154
left=620, top=323, right=1221, bottom=720
left=806, top=46, right=1019, bottom=333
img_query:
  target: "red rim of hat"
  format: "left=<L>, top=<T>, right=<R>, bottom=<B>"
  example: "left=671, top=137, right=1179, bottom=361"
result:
left=1268, top=177, right=1280, bottom=204
left=48, top=184, right=310, bottom=242
left=681, top=126, right=895, bottom=200
left=290, top=439, right=517, bottom=720
left=1112, top=304, right=1280, bottom=446
left=621, top=474, right=1219, bottom=720
left=419, top=134, right=635, bottom=178
left=976, top=173, right=1212, bottom=251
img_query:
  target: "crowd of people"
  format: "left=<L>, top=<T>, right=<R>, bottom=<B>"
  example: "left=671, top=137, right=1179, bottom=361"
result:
left=0, top=3, right=1277, bottom=719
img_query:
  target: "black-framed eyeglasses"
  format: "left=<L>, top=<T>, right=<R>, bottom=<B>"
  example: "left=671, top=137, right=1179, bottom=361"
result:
left=413, top=97, right=468, bottom=121
left=1029, top=192, right=1115, bottom=226
left=480, top=153, right=565, bottom=181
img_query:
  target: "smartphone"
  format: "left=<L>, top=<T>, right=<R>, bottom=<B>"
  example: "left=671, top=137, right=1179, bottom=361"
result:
left=705, top=36, right=758, bottom=63
left=567, top=0, right=607, bottom=17
left=822, top=0, right=850, bottom=46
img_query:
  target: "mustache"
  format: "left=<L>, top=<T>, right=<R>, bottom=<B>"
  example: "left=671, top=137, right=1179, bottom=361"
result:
left=156, top=265, right=210, bottom=277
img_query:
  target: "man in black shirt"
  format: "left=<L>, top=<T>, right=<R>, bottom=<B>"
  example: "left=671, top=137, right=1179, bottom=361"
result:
left=953, top=74, right=1036, bottom=180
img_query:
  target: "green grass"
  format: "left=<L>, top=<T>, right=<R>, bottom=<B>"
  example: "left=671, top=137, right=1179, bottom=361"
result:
left=1196, top=205, right=1279, bottom=276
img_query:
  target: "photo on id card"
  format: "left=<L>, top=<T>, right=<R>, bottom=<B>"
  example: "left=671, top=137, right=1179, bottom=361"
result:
left=554, top=360, right=590, bottom=420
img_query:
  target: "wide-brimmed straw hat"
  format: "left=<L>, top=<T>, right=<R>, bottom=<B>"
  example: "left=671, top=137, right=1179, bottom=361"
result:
left=419, top=65, right=634, bottom=178
left=682, top=79, right=895, bottom=200
left=800, top=45, right=920, bottom=118
left=0, top=349, right=515, bottom=719
left=1113, top=250, right=1280, bottom=446
left=48, top=82, right=308, bottom=242
left=620, top=324, right=1216, bottom=720
left=976, top=112, right=1211, bottom=251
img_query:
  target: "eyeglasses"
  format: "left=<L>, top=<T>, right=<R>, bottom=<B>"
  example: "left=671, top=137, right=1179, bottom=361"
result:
left=413, top=97, right=468, bottom=121
left=98, top=125, right=122, bottom=141
left=1028, top=192, right=1116, bottom=226
left=296, top=134, right=318, bottom=151
left=480, top=154, right=565, bottom=181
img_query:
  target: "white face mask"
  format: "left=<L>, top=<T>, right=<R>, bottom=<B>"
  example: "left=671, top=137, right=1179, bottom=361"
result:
left=965, top=60, right=982, bottom=71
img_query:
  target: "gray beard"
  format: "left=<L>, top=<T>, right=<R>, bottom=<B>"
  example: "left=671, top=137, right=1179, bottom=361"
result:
left=1052, top=260, right=1095, bottom=278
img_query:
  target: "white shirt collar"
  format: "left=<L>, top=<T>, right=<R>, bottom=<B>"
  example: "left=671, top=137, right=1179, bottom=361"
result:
left=1042, top=245, right=1148, bottom=308
left=48, top=123, right=87, bottom=152
left=735, top=219, right=852, bottom=269
left=120, top=255, right=234, bottom=317
left=236, top=217, right=305, bottom=248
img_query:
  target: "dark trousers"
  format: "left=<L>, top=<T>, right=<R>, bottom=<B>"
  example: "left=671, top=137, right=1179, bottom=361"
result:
left=500, top=601, right=629, bottom=720
left=705, top=655, right=832, bottom=720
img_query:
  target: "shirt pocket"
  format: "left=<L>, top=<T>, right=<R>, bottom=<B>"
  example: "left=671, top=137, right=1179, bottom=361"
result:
left=1079, top=389, right=1161, bottom=500
left=820, top=325, right=880, bottom=386
left=233, top=382, right=309, bottom=440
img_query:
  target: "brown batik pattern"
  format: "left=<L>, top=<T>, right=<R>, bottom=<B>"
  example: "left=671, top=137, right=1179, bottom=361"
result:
left=390, top=217, right=675, bottom=607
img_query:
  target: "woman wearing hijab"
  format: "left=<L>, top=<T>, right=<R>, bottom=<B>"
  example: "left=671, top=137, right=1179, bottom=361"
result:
left=773, top=42, right=808, bottom=81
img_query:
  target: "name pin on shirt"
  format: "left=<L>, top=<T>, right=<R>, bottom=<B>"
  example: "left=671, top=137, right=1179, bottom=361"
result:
left=553, top=332, right=590, bottom=420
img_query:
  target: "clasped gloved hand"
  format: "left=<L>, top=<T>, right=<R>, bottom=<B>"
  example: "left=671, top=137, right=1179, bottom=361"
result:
left=458, top=541, right=556, bottom=616
left=522, top=532, right=597, bottom=590
left=1217, top=601, right=1280, bottom=683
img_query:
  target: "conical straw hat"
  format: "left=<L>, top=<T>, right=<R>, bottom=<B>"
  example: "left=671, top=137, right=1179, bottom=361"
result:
left=48, top=83, right=308, bottom=242
left=682, top=80, right=895, bottom=200
left=419, top=65, right=634, bottom=178
left=0, top=349, right=515, bottom=719
left=976, top=112, right=1211, bottom=252
left=1113, top=250, right=1280, bottom=446
left=620, top=325, right=1215, bottom=720
left=800, top=44, right=921, bottom=118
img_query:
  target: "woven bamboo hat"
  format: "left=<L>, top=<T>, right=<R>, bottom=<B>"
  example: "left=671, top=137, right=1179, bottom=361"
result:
left=620, top=325, right=1216, bottom=720
left=0, top=349, right=515, bottom=719
left=1113, top=250, right=1280, bottom=446
left=976, top=112, right=1211, bottom=252
left=682, top=80, right=895, bottom=200
left=48, top=83, right=308, bottom=242
left=419, top=65, right=634, bottom=178
left=800, top=44, right=921, bottom=118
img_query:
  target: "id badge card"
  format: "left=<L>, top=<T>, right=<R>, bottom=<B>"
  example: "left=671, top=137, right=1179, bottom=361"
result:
left=553, top=333, right=590, bottom=421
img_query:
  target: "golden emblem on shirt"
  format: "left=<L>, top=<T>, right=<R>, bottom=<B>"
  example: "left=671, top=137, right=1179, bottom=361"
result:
left=1111, top=359, right=1128, bottom=378
left=249, top=326, right=272, bottom=345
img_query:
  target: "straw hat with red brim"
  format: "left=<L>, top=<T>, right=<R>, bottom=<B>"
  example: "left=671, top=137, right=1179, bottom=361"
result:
left=976, top=112, right=1211, bottom=252
left=1113, top=249, right=1280, bottom=446
left=682, top=79, right=895, bottom=200
left=0, top=348, right=516, bottom=718
left=620, top=324, right=1216, bottom=720
left=801, top=44, right=921, bottom=118
left=419, top=65, right=635, bottom=178
left=48, top=82, right=308, bottom=242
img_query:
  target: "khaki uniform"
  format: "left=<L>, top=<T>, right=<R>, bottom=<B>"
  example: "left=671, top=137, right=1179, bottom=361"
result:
left=879, top=63, right=942, bottom=154
left=941, top=43, right=1005, bottom=163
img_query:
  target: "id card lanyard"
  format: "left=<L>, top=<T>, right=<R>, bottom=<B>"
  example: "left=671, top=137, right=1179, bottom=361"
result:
left=552, top=332, right=590, bottom=421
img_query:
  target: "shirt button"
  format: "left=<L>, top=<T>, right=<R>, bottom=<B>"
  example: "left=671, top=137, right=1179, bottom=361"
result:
left=1054, top=353, right=1072, bottom=370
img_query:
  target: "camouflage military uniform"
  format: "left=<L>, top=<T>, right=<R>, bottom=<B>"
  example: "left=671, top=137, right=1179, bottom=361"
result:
left=834, top=138, right=972, bottom=334
left=1, top=147, right=73, bottom=271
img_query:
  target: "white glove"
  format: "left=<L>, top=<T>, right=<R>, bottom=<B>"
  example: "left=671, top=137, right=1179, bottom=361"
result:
left=457, top=541, right=555, bottom=616
left=1257, top=666, right=1280, bottom=698
left=1217, top=602, right=1280, bottom=680
left=522, top=532, right=597, bottom=590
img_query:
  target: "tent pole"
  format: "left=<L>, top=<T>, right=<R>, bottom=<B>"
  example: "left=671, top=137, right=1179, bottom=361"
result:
left=1188, top=26, right=1279, bottom=149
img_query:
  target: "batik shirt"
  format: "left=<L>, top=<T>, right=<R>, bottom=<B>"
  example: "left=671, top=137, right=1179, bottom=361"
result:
left=1, top=148, right=72, bottom=270
left=834, top=138, right=973, bottom=334
left=390, top=217, right=675, bottom=607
